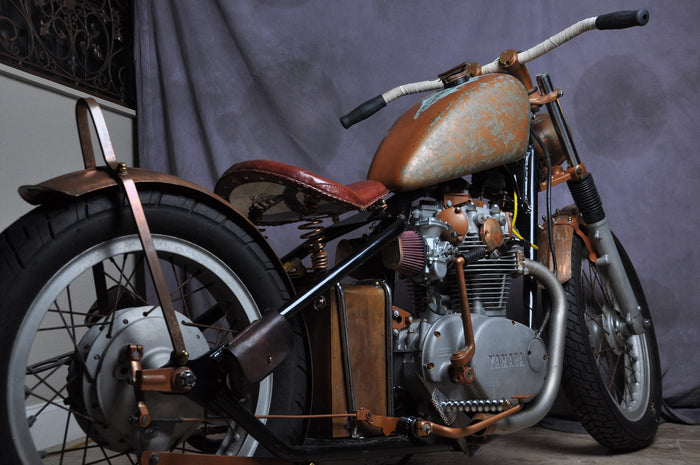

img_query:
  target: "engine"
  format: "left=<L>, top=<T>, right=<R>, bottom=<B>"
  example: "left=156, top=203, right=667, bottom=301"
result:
left=385, top=193, right=547, bottom=423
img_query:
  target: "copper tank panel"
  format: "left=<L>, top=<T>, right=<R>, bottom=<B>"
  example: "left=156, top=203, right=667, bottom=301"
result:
left=367, top=73, right=530, bottom=191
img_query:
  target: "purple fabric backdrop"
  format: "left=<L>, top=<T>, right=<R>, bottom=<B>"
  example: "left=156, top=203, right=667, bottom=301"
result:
left=134, top=0, right=700, bottom=423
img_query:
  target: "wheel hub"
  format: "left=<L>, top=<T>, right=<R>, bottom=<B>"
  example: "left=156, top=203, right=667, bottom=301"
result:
left=601, top=305, right=629, bottom=354
left=67, top=306, right=210, bottom=452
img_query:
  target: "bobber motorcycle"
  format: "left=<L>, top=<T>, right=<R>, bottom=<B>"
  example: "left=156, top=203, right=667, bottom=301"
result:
left=0, top=9, right=660, bottom=465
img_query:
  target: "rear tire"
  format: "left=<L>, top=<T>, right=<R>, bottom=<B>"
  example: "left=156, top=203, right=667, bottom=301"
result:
left=562, top=235, right=661, bottom=452
left=0, top=188, right=308, bottom=464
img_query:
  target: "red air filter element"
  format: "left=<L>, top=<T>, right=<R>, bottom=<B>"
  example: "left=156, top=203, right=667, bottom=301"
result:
left=383, top=230, right=425, bottom=276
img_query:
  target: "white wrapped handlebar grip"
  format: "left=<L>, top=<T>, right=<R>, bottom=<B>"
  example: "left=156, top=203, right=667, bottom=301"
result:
left=382, top=79, right=444, bottom=104
left=482, top=17, right=597, bottom=74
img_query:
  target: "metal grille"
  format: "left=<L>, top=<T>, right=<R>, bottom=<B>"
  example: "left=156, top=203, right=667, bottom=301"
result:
left=0, top=0, right=135, bottom=108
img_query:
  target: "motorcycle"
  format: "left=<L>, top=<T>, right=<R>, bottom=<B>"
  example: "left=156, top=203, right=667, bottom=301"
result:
left=0, top=9, right=661, bottom=465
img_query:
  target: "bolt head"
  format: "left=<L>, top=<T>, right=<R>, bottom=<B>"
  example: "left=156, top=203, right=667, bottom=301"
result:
left=313, top=296, right=327, bottom=310
left=177, top=350, right=189, bottom=365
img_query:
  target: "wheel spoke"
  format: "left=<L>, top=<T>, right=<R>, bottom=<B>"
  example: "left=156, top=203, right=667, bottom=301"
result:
left=607, top=351, right=623, bottom=398
left=25, top=389, right=98, bottom=424
left=593, top=346, right=614, bottom=356
left=171, top=261, right=192, bottom=319
left=51, top=299, right=86, bottom=356
left=106, top=256, right=148, bottom=306
left=66, top=286, right=78, bottom=345
left=58, top=408, right=73, bottom=465
left=26, top=352, right=73, bottom=376
left=96, top=442, right=116, bottom=465
left=26, top=368, right=76, bottom=418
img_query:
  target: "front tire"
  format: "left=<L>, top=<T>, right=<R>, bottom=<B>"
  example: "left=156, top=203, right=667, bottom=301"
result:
left=0, top=188, right=307, bottom=464
left=562, top=235, right=661, bottom=452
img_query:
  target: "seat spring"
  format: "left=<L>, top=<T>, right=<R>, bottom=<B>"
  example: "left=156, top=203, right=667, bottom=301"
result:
left=299, top=216, right=328, bottom=270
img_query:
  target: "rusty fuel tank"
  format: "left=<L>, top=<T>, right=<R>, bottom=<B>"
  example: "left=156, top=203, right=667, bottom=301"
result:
left=367, top=73, right=530, bottom=191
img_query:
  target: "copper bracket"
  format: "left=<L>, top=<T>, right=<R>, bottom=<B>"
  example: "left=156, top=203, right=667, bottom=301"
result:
left=76, top=98, right=189, bottom=365
left=355, top=408, right=400, bottom=437
left=414, top=397, right=526, bottom=439
left=449, top=256, right=476, bottom=385
left=391, top=305, right=412, bottom=332
left=498, top=49, right=535, bottom=93
left=135, top=366, right=196, bottom=394
left=125, top=345, right=151, bottom=428
left=529, top=89, right=563, bottom=106
left=539, top=163, right=588, bottom=192
left=125, top=344, right=196, bottom=431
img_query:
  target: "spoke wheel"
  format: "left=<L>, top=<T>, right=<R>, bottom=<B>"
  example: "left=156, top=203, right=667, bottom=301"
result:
left=562, top=235, right=661, bottom=452
left=0, top=189, right=308, bottom=464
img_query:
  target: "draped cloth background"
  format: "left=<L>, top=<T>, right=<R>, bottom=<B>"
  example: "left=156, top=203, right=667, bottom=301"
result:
left=134, top=0, right=700, bottom=423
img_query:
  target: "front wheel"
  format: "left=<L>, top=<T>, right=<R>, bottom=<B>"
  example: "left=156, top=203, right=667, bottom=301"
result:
left=0, top=188, right=308, bottom=464
left=562, top=235, right=661, bottom=452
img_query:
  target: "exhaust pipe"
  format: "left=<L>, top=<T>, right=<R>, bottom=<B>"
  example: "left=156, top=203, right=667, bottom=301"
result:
left=494, top=258, right=567, bottom=434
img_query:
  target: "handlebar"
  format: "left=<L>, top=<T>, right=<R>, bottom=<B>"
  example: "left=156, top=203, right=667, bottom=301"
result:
left=595, top=9, right=649, bottom=30
left=340, top=9, right=649, bottom=128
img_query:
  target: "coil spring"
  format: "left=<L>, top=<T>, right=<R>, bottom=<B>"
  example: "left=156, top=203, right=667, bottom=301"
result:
left=439, top=398, right=512, bottom=414
left=299, top=217, right=328, bottom=270
left=248, top=193, right=283, bottom=225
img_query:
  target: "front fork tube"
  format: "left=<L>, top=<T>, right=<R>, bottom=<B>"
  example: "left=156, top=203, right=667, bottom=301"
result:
left=537, top=73, right=646, bottom=335
left=568, top=176, right=647, bottom=334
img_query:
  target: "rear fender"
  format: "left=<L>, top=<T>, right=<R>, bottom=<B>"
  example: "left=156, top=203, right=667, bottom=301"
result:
left=18, top=167, right=294, bottom=294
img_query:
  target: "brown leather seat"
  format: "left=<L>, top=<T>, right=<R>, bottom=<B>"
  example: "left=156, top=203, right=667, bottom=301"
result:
left=215, top=160, right=388, bottom=225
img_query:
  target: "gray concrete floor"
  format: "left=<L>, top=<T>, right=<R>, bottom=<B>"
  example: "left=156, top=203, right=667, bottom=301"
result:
left=375, top=422, right=699, bottom=465
left=42, top=422, right=698, bottom=464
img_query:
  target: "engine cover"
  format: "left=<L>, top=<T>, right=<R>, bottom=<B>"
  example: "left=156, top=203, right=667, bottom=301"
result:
left=421, top=314, right=547, bottom=402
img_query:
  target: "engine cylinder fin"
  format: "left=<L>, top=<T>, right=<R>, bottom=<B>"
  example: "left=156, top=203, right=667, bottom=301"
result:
left=447, top=242, right=519, bottom=316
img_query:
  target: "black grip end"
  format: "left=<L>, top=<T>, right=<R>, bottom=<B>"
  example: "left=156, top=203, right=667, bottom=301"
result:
left=340, top=95, right=387, bottom=129
left=595, top=9, right=649, bottom=30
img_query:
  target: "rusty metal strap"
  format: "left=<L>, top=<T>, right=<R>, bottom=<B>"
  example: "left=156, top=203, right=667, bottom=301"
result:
left=74, top=98, right=188, bottom=364
left=75, top=98, right=119, bottom=171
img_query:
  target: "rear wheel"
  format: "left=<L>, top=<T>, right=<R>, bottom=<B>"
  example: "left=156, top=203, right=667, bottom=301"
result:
left=562, top=235, right=661, bottom=452
left=0, top=188, right=307, bottom=464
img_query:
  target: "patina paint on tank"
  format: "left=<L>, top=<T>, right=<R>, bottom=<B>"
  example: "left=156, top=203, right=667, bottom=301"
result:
left=367, top=73, right=530, bottom=191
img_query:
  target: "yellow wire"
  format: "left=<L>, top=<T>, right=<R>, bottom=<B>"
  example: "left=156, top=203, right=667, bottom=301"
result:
left=511, top=191, right=539, bottom=250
